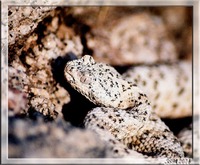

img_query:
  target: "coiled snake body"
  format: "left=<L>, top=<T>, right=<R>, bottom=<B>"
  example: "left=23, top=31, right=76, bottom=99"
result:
left=64, top=55, right=185, bottom=162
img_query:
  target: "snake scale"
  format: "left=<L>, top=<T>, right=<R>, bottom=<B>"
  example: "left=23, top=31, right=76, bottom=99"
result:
left=64, top=55, right=190, bottom=163
left=123, top=61, right=191, bottom=119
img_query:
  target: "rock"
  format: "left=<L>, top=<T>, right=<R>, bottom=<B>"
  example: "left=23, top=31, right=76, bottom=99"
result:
left=86, top=13, right=178, bottom=65
left=152, top=7, right=192, bottom=60
left=8, top=87, right=29, bottom=117
left=8, top=116, right=110, bottom=158
left=8, top=8, right=83, bottom=118
left=8, top=6, right=57, bottom=65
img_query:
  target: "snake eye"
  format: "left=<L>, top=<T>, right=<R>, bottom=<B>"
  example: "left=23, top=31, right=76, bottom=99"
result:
left=78, top=70, right=91, bottom=84
left=80, top=76, right=90, bottom=84
left=80, top=75, right=91, bottom=84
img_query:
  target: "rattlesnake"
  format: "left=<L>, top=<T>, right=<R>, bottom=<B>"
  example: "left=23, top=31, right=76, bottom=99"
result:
left=64, top=55, right=190, bottom=163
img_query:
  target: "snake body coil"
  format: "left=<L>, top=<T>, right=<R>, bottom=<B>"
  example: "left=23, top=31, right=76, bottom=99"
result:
left=64, top=55, right=185, bottom=160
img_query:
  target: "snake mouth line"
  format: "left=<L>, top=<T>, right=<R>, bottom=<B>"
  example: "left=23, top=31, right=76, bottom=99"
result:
left=65, top=72, right=75, bottom=83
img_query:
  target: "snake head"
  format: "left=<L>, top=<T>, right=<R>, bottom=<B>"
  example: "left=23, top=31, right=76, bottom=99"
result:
left=64, top=55, right=98, bottom=100
left=64, top=55, right=126, bottom=107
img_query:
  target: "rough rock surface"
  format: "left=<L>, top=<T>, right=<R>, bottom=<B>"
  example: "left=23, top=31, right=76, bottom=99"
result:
left=8, top=7, right=55, bottom=46
left=9, top=8, right=83, bottom=118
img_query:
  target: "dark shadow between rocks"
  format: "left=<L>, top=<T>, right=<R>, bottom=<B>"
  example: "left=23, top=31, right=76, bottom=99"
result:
left=162, top=117, right=192, bottom=135
left=51, top=52, right=96, bottom=127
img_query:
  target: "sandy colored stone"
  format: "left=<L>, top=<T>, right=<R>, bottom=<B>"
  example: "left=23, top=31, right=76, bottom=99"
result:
left=8, top=6, right=55, bottom=46
left=151, top=7, right=192, bottom=60
left=86, top=13, right=178, bottom=65
left=9, top=8, right=83, bottom=118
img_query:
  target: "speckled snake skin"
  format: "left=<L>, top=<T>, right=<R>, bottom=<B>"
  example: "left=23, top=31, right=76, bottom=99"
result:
left=64, top=55, right=191, bottom=163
